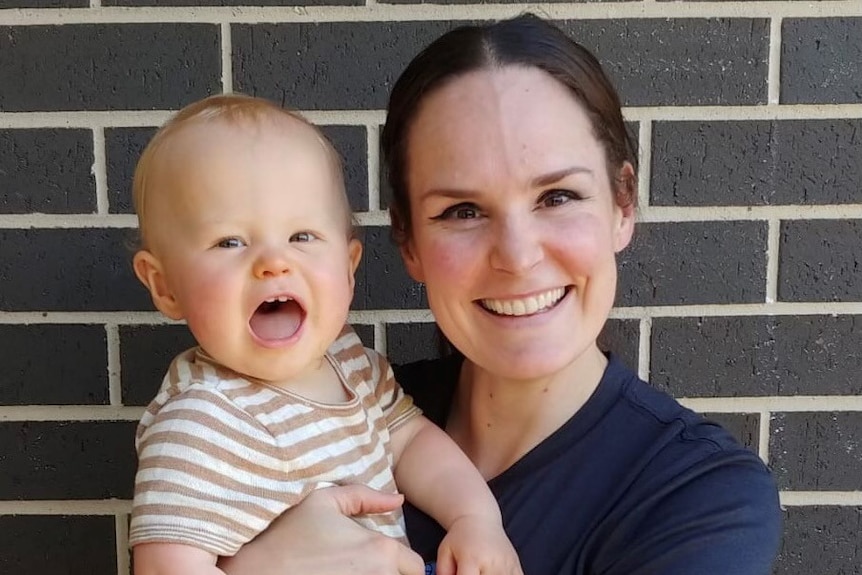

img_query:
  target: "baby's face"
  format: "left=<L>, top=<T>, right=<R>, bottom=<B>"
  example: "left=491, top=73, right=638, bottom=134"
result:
left=143, top=119, right=360, bottom=384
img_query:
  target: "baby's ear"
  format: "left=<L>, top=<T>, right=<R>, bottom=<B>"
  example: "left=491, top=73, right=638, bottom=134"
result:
left=346, top=238, right=363, bottom=290
left=132, top=250, right=183, bottom=320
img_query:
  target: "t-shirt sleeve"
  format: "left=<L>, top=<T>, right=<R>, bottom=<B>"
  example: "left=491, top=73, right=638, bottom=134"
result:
left=366, top=348, right=422, bottom=432
left=129, top=387, right=301, bottom=557
left=600, top=450, right=782, bottom=575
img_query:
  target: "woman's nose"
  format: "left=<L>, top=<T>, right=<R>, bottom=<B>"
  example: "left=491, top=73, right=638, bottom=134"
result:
left=252, top=248, right=292, bottom=278
left=489, top=215, right=543, bottom=274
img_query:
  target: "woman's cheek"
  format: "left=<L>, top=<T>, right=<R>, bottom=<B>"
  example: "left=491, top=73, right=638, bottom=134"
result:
left=422, top=233, right=481, bottom=283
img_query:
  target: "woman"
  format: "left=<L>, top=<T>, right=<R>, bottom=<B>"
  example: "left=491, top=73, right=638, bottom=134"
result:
left=222, top=14, right=781, bottom=575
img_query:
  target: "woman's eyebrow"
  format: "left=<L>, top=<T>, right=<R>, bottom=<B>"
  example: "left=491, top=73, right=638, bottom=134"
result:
left=417, top=187, right=479, bottom=202
left=531, top=166, right=593, bottom=187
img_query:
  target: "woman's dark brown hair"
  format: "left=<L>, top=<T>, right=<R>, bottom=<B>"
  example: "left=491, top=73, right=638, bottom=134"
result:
left=381, top=13, right=637, bottom=246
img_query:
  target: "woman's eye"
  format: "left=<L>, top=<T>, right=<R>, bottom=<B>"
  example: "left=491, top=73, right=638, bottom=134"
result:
left=216, top=237, right=245, bottom=248
left=290, top=231, right=314, bottom=242
left=435, top=203, right=481, bottom=220
left=539, top=190, right=578, bottom=208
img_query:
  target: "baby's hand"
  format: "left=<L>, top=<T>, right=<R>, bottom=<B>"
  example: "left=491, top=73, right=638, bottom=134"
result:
left=435, top=514, right=522, bottom=575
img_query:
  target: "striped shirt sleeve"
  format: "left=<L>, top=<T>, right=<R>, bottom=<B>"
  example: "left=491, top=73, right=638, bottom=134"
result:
left=366, top=347, right=422, bottom=432
left=130, top=385, right=304, bottom=557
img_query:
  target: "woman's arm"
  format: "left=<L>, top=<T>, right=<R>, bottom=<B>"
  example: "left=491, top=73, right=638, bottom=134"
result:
left=599, top=452, right=781, bottom=575
left=218, top=485, right=426, bottom=575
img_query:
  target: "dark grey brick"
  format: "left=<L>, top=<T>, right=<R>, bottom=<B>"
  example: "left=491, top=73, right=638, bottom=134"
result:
left=782, top=18, right=862, bottom=104
left=106, top=127, right=157, bottom=215
left=651, top=315, right=862, bottom=397
left=0, top=516, right=116, bottom=575
left=703, top=412, right=759, bottom=452
left=119, top=324, right=196, bottom=406
left=0, top=129, right=95, bottom=214
left=387, top=322, right=440, bottom=366
left=107, top=0, right=357, bottom=4
left=0, top=24, right=220, bottom=112
left=0, top=228, right=151, bottom=311
left=598, top=318, right=639, bottom=373
left=0, top=325, right=108, bottom=405
left=617, top=221, right=767, bottom=306
left=0, top=421, right=137, bottom=499
left=320, top=125, right=369, bottom=212
left=353, top=226, right=427, bottom=310
left=779, top=220, right=862, bottom=302
left=775, top=506, right=862, bottom=575
left=352, top=324, right=374, bottom=350
left=651, top=120, right=862, bottom=206
left=233, top=19, right=767, bottom=110
left=770, top=412, right=862, bottom=491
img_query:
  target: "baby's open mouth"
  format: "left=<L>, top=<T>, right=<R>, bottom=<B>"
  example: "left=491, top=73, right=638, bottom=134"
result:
left=249, top=296, right=304, bottom=341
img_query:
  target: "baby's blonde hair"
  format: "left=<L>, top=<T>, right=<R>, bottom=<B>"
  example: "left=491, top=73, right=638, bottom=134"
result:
left=133, top=93, right=350, bottom=247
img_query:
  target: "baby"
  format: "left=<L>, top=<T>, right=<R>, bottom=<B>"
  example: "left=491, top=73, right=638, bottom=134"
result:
left=129, top=94, right=521, bottom=575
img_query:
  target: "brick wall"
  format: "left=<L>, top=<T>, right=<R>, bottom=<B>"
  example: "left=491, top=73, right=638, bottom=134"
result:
left=1, top=2, right=860, bottom=574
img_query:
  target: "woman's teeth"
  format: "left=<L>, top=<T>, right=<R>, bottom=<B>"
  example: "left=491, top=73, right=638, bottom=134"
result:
left=481, top=287, right=566, bottom=316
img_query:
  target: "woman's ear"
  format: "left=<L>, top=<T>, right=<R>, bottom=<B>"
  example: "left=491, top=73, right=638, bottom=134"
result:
left=399, top=240, right=425, bottom=283
left=613, top=162, right=637, bottom=253
left=132, top=250, right=183, bottom=320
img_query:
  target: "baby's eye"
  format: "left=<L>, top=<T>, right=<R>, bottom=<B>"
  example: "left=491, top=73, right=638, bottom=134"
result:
left=290, top=231, right=315, bottom=243
left=434, top=203, right=481, bottom=220
left=216, top=237, right=245, bottom=249
left=538, top=190, right=580, bottom=208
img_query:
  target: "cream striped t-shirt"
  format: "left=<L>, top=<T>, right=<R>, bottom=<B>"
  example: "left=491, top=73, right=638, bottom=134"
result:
left=129, top=324, right=421, bottom=556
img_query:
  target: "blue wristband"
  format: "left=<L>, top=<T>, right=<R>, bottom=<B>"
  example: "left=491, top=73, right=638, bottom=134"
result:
left=425, top=563, right=436, bottom=575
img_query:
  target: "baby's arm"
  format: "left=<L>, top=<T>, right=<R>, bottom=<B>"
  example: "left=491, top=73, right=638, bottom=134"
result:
left=390, top=416, right=522, bottom=575
left=134, top=543, right=224, bottom=575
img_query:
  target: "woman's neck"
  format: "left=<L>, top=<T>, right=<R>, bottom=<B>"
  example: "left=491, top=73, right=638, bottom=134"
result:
left=447, top=344, right=608, bottom=480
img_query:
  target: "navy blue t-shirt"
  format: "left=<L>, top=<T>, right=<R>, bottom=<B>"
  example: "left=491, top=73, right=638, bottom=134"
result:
left=394, top=354, right=781, bottom=575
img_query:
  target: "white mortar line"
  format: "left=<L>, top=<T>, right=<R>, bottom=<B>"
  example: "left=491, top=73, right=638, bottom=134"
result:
left=221, top=22, right=233, bottom=94
left=637, top=317, right=651, bottom=381
left=0, top=109, right=385, bottom=129
left=374, top=322, right=387, bottom=355
left=353, top=210, right=390, bottom=227
left=758, top=410, right=771, bottom=464
left=767, top=17, right=783, bottom=105
left=0, top=406, right=145, bottom=421
left=0, top=500, right=131, bottom=515
left=637, top=121, right=652, bottom=208
left=621, top=104, right=862, bottom=122
left=765, top=219, right=780, bottom=303
left=115, top=514, right=130, bottom=575
left=680, top=396, right=862, bottom=413
left=1, top=3, right=861, bottom=25
left=3, top=105, right=861, bottom=129
left=367, top=123, right=381, bottom=211
left=780, top=491, right=862, bottom=506
left=349, top=309, right=436, bottom=324
left=608, top=302, right=862, bottom=319
left=92, top=127, right=109, bottom=215
left=106, top=324, right=123, bottom=406
left=636, top=205, right=862, bottom=222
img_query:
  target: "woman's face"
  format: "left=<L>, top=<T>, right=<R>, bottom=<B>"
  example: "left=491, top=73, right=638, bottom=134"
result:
left=400, top=65, right=635, bottom=381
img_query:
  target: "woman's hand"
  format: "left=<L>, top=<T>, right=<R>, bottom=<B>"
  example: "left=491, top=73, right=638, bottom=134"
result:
left=218, top=485, right=426, bottom=575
